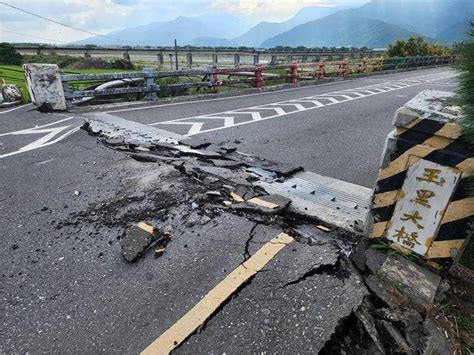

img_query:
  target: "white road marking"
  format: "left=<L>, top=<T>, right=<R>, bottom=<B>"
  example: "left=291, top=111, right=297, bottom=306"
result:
left=148, top=71, right=458, bottom=137
left=0, top=103, right=32, bottom=115
left=105, top=78, right=349, bottom=114
left=0, top=117, right=80, bottom=159
left=106, top=70, right=457, bottom=114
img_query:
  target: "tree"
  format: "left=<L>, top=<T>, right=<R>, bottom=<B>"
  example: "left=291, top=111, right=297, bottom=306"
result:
left=456, top=20, right=474, bottom=270
left=0, top=43, right=22, bottom=65
left=459, top=20, right=474, bottom=146
left=386, top=36, right=448, bottom=57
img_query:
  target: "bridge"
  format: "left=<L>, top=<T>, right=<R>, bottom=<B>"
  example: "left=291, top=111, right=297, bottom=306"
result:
left=13, top=44, right=385, bottom=67
left=0, top=65, right=464, bottom=353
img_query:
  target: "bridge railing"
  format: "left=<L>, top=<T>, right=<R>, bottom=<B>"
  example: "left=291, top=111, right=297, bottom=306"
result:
left=33, top=55, right=455, bottom=109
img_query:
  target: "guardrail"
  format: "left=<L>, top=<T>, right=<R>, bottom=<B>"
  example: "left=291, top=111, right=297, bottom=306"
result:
left=24, top=55, right=456, bottom=110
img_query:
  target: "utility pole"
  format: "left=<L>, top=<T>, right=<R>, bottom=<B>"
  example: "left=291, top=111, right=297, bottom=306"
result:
left=174, top=39, right=179, bottom=71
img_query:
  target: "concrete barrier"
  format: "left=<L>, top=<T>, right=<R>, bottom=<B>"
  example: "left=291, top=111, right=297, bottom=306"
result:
left=23, top=64, right=67, bottom=111
left=367, top=90, right=473, bottom=271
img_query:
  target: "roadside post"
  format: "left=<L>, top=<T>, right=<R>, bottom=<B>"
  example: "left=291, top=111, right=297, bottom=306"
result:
left=23, top=63, right=67, bottom=111
left=367, top=90, right=473, bottom=271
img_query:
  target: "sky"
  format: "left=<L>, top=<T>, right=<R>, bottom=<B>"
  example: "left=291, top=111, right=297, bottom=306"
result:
left=0, top=0, right=369, bottom=43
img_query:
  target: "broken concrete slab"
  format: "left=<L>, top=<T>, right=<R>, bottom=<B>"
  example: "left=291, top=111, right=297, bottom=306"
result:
left=177, top=244, right=367, bottom=353
left=233, top=185, right=255, bottom=200
left=175, top=145, right=222, bottom=159
left=129, top=152, right=176, bottom=163
left=365, top=248, right=388, bottom=274
left=291, top=224, right=333, bottom=245
left=197, top=166, right=252, bottom=187
left=104, top=138, right=127, bottom=147
left=232, top=194, right=291, bottom=215
left=209, top=159, right=244, bottom=169
left=120, top=224, right=156, bottom=262
left=364, top=275, right=410, bottom=310
left=422, top=318, right=453, bottom=355
left=83, top=112, right=184, bottom=144
left=355, top=299, right=386, bottom=354
left=379, top=320, right=412, bottom=354
left=178, top=137, right=211, bottom=149
left=246, top=167, right=278, bottom=182
left=218, top=144, right=237, bottom=154
left=350, top=238, right=367, bottom=272
left=379, top=254, right=441, bottom=307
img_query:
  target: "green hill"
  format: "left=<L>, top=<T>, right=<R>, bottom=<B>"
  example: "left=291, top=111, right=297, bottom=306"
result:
left=261, top=10, right=421, bottom=48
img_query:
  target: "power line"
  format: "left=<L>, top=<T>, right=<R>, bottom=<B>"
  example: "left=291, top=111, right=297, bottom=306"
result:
left=0, top=2, right=139, bottom=45
left=0, top=29, right=63, bottom=43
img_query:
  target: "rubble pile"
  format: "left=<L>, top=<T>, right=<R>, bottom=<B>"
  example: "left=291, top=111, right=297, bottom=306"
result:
left=61, top=118, right=471, bottom=353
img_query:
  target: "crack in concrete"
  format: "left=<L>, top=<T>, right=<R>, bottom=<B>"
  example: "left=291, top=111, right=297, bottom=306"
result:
left=243, top=222, right=258, bottom=262
left=279, top=256, right=342, bottom=289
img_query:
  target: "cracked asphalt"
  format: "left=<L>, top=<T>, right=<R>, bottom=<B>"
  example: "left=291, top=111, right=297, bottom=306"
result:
left=0, top=66, right=459, bottom=353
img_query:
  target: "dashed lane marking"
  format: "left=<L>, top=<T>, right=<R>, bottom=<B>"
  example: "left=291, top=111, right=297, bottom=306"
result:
left=141, top=232, right=294, bottom=355
left=150, top=72, right=457, bottom=136
left=0, top=117, right=80, bottom=159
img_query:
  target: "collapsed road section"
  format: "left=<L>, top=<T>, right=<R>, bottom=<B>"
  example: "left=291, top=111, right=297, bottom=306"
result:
left=71, top=111, right=467, bottom=354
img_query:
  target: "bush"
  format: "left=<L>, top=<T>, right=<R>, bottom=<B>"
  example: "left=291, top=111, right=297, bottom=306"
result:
left=110, top=59, right=135, bottom=70
left=386, top=36, right=449, bottom=57
left=457, top=20, right=474, bottom=269
left=22, top=53, right=80, bottom=68
left=0, top=43, right=22, bottom=65
left=67, top=58, right=111, bottom=70
left=458, top=20, right=474, bottom=146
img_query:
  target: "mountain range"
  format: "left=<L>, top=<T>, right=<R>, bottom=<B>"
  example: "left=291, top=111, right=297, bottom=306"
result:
left=74, top=0, right=474, bottom=48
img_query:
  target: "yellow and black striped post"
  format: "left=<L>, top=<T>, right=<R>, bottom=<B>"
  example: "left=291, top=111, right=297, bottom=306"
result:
left=368, top=90, right=473, bottom=271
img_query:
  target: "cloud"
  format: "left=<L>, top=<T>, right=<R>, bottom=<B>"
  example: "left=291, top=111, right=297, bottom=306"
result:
left=209, top=0, right=327, bottom=21
left=112, top=0, right=141, bottom=6
left=0, top=0, right=368, bottom=43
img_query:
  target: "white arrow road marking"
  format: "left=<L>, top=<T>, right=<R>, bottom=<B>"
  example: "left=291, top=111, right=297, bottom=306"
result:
left=197, top=116, right=235, bottom=127
left=320, top=94, right=355, bottom=100
left=0, top=117, right=80, bottom=159
left=308, top=96, right=340, bottom=103
left=159, top=121, right=204, bottom=135
left=253, top=106, right=286, bottom=115
left=294, top=99, right=325, bottom=107
left=273, top=103, right=306, bottom=111
left=338, top=91, right=366, bottom=97
left=148, top=71, right=456, bottom=136
left=232, top=111, right=263, bottom=121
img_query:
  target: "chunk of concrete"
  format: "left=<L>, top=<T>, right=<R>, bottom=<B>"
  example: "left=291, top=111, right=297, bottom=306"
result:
left=422, top=318, right=452, bottom=355
left=355, top=299, right=385, bottom=354
left=179, top=137, right=211, bottom=149
left=365, top=248, right=388, bottom=274
left=176, top=145, right=222, bottom=159
left=232, top=194, right=291, bottom=215
left=24, top=64, right=67, bottom=111
left=120, top=225, right=155, bottom=262
left=210, top=159, right=244, bottom=169
left=350, top=238, right=367, bottom=272
left=197, top=166, right=252, bottom=186
left=218, top=144, right=237, bottom=153
left=379, top=254, right=441, bottom=306
left=379, top=320, right=412, bottom=354
left=234, top=185, right=255, bottom=200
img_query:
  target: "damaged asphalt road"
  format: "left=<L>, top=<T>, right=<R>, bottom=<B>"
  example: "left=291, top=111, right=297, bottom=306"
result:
left=1, top=106, right=460, bottom=354
left=0, top=121, right=365, bottom=353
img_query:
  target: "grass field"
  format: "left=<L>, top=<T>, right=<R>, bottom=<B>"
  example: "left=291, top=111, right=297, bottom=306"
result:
left=0, top=65, right=136, bottom=103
